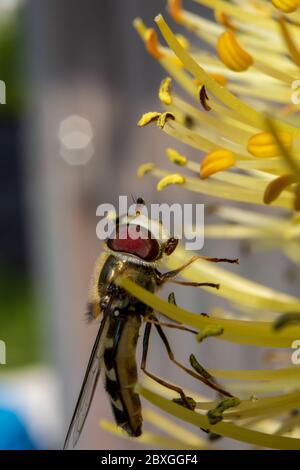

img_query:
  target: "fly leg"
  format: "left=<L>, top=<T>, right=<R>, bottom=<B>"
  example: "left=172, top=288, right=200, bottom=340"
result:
left=155, top=255, right=238, bottom=287
left=141, top=323, right=194, bottom=410
left=153, top=318, right=232, bottom=398
left=144, top=316, right=197, bottom=335
left=171, top=280, right=220, bottom=289
left=144, top=291, right=208, bottom=333
left=168, top=291, right=209, bottom=317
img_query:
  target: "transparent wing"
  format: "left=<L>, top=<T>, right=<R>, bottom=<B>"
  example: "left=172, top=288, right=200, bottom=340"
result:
left=63, top=312, right=110, bottom=449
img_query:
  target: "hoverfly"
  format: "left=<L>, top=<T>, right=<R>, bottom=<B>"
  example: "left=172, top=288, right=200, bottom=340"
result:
left=64, top=198, right=236, bottom=449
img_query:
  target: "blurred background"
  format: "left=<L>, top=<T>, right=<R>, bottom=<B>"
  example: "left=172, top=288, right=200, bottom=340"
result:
left=0, top=0, right=298, bottom=450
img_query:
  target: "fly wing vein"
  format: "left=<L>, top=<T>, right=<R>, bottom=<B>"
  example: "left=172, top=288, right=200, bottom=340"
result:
left=63, top=311, right=110, bottom=449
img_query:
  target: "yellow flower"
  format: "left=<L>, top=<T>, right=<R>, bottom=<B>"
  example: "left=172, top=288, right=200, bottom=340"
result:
left=159, top=77, right=173, bottom=105
left=134, top=1, right=300, bottom=210
left=247, top=131, right=293, bottom=158
left=110, top=0, right=300, bottom=451
left=272, top=0, right=300, bottom=13
left=217, top=31, right=253, bottom=72
left=200, top=149, right=235, bottom=178
left=157, top=173, right=186, bottom=191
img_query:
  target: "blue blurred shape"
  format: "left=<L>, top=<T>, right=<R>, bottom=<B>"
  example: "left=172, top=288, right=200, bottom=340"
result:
left=0, top=408, right=37, bottom=450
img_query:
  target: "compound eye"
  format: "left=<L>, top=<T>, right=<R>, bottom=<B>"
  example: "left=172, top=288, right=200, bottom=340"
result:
left=164, top=237, right=178, bottom=256
left=107, top=224, right=160, bottom=261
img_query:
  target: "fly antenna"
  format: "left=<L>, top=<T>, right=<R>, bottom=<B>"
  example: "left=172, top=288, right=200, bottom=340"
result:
left=131, top=193, right=137, bottom=204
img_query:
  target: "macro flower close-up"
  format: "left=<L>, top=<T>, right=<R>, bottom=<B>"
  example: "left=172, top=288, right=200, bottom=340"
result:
left=2, top=0, right=300, bottom=460
left=100, top=0, right=300, bottom=450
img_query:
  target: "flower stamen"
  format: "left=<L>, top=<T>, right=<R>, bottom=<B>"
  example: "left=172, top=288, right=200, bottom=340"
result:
left=199, top=85, right=211, bottom=111
left=157, top=112, right=175, bottom=129
left=137, top=163, right=155, bottom=179
left=278, top=16, right=300, bottom=67
left=207, top=397, right=241, bottom=425
left=197, top=326, right=224, bottom=343
left=272, top=0, right=300, bottom=13
left=137, top=111, right=161, bottom=127
left=159, top=77, right=173, bottom=105
left=247, top=131, right=293, bottom=158
left=157, top=173, right=186, bottom=191
left=214, top=9, right=236, bottom=31
left=200, top=149, right=235, bottom=179
left=145, top=28, right=164, bottom=60
left=168, top=0, right=183, bottom=23
left=263, top=174, right=297, bottom=205
left=166, top=148, right=187, bottom=166
left=217, top=31, right=253, bottom=72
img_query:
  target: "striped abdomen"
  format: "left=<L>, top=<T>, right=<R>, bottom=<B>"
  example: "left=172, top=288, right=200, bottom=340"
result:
left=104, top=312, right=143, bottom=437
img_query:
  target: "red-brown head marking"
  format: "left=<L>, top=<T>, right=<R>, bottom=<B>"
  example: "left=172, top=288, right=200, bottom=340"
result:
left=107, top=224, right=161, bottom=262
